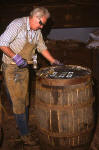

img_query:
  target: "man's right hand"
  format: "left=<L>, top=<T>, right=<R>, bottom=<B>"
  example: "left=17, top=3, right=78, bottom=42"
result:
left=12, top=54, right=28, bottom=68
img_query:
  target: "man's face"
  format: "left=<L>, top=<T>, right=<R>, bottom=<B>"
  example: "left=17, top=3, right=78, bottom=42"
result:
left=30, top=15, right=47, bottom=30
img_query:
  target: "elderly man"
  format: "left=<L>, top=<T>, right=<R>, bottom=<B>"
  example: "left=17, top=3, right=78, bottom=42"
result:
left=0, top=7, right=61, bottom=145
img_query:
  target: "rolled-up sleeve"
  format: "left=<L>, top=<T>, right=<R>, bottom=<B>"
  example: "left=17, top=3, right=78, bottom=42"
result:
left=36, top=31, right=47, bottom=53
left=0, top=21, right=18, bottom=47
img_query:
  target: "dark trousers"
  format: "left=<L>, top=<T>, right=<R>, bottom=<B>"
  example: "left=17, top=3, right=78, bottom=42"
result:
left=14, top=107, right=29, bottom=136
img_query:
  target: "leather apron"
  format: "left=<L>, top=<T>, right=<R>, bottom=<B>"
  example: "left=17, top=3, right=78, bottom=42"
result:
left=2, top=40, right=36, bottom=114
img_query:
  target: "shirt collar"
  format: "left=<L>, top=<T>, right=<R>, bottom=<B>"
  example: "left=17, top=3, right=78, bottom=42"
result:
left=26, top=17, right=36, bottom=34
left=27, top=17, right=30, bottom=31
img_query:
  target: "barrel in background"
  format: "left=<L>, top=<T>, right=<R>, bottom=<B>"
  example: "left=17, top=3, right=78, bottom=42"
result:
left=35, top=65, right=95, bottom=150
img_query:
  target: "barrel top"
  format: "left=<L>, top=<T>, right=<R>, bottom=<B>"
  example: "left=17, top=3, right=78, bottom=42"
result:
left=36, top=65, right=91, bottom=86
left=36, top=65, right=91, bottom=80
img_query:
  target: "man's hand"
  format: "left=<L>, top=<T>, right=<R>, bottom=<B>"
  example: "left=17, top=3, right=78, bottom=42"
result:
left=52, top=59, right=64, bottom=66
left=12, top=54, right=28, bottom=68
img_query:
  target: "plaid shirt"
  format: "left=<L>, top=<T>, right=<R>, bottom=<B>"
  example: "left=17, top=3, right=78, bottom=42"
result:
left=0, top=17, right=47, bottom=64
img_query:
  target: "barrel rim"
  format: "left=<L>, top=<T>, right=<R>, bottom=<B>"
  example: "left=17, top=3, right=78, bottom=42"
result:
left=36, top=65, right=92, bottom=86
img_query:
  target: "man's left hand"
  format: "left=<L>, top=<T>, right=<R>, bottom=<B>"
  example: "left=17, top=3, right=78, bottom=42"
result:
left=52, top=59, right=64, bottom=66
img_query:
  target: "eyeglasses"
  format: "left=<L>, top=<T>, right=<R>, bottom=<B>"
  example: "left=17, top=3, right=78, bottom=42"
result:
left=39, top=20, right=45, bottom=26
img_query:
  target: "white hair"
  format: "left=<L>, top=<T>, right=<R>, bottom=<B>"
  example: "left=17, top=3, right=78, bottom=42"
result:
left=30, top=7, right=50, bottom=19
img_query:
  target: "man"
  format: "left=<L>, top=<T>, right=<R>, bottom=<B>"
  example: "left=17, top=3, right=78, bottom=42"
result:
left=0, top=7, right=61, bottom=145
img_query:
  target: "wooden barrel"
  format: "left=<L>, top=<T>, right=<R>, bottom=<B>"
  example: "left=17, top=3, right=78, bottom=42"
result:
left=35, top=65, right=95, bottom=150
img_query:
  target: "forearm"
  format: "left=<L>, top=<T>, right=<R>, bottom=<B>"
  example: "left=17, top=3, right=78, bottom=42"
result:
left=0, top=46, right=28, bottom=68
left=41, top=49, right=55, bottom=64
left=0, top=46, right=15, bottom=58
